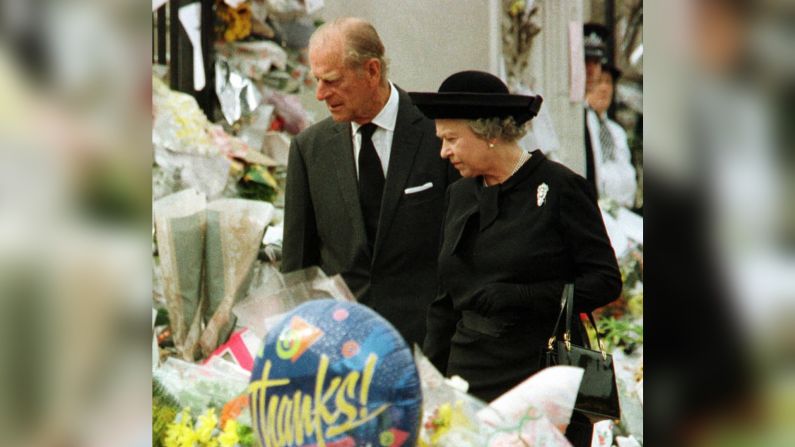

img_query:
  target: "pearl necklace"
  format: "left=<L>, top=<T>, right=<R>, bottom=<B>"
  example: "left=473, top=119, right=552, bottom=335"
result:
left=509, top=150, right=531, bottom=178
left=483, top=150, right=532, bottom=186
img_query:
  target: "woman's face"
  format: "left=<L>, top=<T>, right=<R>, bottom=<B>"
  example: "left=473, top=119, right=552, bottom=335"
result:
left=436, top=119, right=493, bottom=178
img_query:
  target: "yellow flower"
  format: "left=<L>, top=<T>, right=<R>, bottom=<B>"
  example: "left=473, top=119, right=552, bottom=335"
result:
left=218, top=2, right=252, bottom=42
left=164, top=423, right=198, bottom=447
left=437, top=403, right=452, bottom=423
left=171, top=408, right=192, bottom=429
left=195, top=408, right=219, bottom=444
left=218, top=420, right=240, bottom=447
left=509, top=0, right=526, bottom=17
left=428, top=403, right=453, bottom=443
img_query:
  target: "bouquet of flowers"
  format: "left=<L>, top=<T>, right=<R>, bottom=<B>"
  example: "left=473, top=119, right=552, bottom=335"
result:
left=415, top=348, right=582, bottom=446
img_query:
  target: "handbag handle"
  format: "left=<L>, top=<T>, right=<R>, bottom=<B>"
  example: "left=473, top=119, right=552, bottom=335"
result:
left=547, top=284, right=573, bottom=350
left=546, top=283, right=608, bottom=359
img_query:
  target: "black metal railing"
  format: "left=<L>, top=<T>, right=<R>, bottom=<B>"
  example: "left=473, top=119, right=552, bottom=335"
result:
left=152, top=0, right=216, bottom=117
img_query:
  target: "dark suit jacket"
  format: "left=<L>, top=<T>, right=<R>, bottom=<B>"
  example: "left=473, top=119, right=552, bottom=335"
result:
left=281, top=87, right=458, bottom=347
left=584, top=107, right=598, bottom=194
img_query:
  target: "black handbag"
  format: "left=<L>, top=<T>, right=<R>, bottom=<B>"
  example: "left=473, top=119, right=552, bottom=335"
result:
left=541, top=283, right=621, bottom=423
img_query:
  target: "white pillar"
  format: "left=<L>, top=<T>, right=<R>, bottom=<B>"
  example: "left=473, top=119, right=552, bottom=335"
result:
left=489, top=0, right=502, bottom=74
left=526, top=0, right=586, bottom=176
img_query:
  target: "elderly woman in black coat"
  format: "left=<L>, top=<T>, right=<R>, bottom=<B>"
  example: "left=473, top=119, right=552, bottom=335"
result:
left=410, top=71, right=622, bottom=446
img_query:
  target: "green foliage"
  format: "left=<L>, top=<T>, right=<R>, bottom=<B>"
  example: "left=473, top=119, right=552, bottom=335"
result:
left=598, top=316, right=643, bottom=354
left=237, top=423, right=256, bottom=446
left=619, top=250, right=643, bottom=293
left=153, top=378, right=180, bottom=447
left=155, top=307, right=171, bottom=327
left=154, top=377, right=180, bottom=411
left=626, top=292, right=643, bottom=319
left=153, top=403, right=177, bottom=447
left=237, top=163, right=278, bottom=202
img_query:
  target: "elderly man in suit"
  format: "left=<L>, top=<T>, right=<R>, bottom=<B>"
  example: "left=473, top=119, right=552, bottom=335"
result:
left=281, top=17, right=457, bottom=347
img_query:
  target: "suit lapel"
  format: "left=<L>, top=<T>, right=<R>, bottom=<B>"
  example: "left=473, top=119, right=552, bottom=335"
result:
left=373, top=89, right=424, bottom=258
left=327, top=123, right=368, bottom=248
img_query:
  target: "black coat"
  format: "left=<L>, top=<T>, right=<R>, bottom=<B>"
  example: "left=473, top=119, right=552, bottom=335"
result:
left=281, top=87, right=458, bottom=347
left=423, top=150, right=622, bottom=402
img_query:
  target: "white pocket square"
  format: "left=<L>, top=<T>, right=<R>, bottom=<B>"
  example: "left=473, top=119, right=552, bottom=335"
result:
left=404, top=182, right=433, bottom=195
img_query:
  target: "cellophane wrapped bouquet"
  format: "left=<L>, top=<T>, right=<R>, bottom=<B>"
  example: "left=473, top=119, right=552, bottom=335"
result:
left=415, top=347, right=584, bottom=447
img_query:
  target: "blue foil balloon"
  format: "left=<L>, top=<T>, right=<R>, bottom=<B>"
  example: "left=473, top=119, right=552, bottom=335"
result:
left=248, top=299, right=421, bottom=447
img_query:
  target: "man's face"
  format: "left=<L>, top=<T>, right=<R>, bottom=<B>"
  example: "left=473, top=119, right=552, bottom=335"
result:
left=309, top=38, right=379, bottom=124
left=585, top=59, right=603, bottom=94
left=587, top=71, right=614, bottom=114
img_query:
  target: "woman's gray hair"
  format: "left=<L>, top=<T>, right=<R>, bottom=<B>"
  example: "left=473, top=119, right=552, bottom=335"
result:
left=467, top=116, right=529, bottom=142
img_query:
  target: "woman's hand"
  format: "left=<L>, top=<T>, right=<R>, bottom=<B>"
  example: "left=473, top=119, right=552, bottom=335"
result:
left=467, top=282, right=525, bottom=316
left=465, top=281, right=565, bottom=318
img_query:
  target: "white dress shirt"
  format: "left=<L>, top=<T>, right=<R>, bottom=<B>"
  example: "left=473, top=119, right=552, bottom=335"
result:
left=351, top=82, right=399, bottom=178
left=586, top=108, right=638, bottom=208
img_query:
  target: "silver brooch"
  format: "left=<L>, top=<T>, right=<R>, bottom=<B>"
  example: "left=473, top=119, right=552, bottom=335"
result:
left=537, top=183, right=549, bottom=206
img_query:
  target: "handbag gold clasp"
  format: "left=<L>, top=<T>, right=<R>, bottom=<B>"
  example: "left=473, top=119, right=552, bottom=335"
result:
left=563, top=332, right=571, bottom=351
left=547, top=336, right=556, bottom=350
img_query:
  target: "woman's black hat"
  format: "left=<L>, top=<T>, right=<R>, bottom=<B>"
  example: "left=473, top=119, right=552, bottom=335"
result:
left=408, top=70, right=543, bottom=125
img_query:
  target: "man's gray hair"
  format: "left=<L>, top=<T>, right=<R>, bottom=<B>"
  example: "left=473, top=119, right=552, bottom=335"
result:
left=310, top=17, right=390, bottom=83
left=467, top=117, right=529, bottom=142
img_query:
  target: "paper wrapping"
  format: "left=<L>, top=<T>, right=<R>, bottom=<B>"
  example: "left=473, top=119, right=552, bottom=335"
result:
left=415, top=347, right=579, bottom=447
left=152, top=76, right=215, bottom=156
left=200, top=198, right=275, bottom=357
left=233, top=266, right=355, bottom=339
left=510, top=81, right=561, bottom=158
left=152, top=75, right=235, bottom=200
left=481, top=366, right=583, bottom=435
left=153, top=146, right=232, bottom=201
left=154, top=356, right=250, bottom=412
left=155, top=74, right=283, bottom=200
left=263, top=89, right=311, bottom=135
left=215, top=40, right=288, bottom=80
left=262, top=0, right=310, bottom=21
left=415, top=347, right=489, bottom=446
left=277, top=16, right=316, bottom=49
left=154, top=188, right=207, bottom=360
left=600, top=204, right=643, bottom=259
left=261, top=131, right=291, bottom=166
left=238, top=104, right=277, bottom=155
left=215, top=58, right=262, bottom=125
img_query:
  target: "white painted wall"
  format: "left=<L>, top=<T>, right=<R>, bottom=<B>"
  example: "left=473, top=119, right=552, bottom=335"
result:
left=319, top=0, right=496, bottom=91
left=299, top=0, right=497, bottom=120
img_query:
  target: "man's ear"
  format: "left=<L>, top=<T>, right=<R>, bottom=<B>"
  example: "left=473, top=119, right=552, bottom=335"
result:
left=364, top=58, right=381, bottom=85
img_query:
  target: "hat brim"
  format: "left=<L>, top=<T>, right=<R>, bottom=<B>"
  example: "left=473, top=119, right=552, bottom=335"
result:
left=408, top=92, right=543, bottom=125
left=584, top=48, right=606, bottom=59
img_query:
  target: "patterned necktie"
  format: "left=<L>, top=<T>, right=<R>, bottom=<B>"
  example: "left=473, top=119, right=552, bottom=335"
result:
left=599, top=117, right=616, bottom=162
left=357, top=123, right=384, bottom=248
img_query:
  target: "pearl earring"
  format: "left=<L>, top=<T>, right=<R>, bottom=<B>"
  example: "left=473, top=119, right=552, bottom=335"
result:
left=488, top=142, right=495, bottom=148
